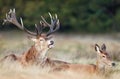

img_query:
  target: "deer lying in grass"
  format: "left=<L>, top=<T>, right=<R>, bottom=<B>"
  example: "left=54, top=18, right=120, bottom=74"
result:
left=1, top=9, right=60, bottom=66
left=52, top=44, right=116, bottom=73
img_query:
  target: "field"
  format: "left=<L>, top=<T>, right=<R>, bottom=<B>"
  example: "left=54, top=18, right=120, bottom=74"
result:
left=0, top=30, right=120, bottom=79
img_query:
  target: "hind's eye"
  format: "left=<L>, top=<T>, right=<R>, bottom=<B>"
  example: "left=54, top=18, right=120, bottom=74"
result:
left=40, top=39, right=43, bottom=41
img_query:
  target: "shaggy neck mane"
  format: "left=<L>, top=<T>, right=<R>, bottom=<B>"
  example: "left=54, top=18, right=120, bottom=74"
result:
left=21, top=45, right=47, bottom=65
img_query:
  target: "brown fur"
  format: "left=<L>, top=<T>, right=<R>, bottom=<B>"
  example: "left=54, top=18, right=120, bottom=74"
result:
left=38, top=58, right=69, bottom=67
left=59, top=64, right=97, bottom=73
left=1, top=45, right=44, bottom=66
left=2, top=9, right=60, bottom=68
left=50, top=44, right=115, bottom=74
left=35, top=58, right=70, bottom=71
left=0, top=54, right=18, bottom=62
left=20, top=45, right=39, bottom=66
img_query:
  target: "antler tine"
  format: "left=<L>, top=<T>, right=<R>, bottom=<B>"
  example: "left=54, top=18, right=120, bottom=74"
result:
left=48, top=12, right=54, bottom=27
left=36, top=21, right=44, bottom=35
left=40, top=13, right=53, bottom=35
left=46, top=13, right=60, bottom=36
left=4, top=9, right=37, bottom=36
left=34, top=20, right=48, bottom=36
left=47, top=20, right=60, bottom=36
left=20, top=18, right=38, bottom=36
left=40, top=13, right=60, bottom=36
left=35, top=24, right=39, bottom=35
left=41, top=16, right=51, bottom=27
left=39, top=21, right=46, bottom=34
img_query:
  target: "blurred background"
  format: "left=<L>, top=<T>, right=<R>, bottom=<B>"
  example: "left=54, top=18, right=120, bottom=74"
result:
left=0, top=0, right=120, bottom=33
left=0, top=0, right=120, bottom=62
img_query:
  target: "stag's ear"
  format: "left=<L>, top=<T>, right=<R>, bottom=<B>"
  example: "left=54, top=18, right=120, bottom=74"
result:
left=28, top=36, right=37, bottom=42
left=45, top=35, right=53, bottom=40
left=101, top=44, right=106, bottom=51
left=95, top=44, right=101, bottom=53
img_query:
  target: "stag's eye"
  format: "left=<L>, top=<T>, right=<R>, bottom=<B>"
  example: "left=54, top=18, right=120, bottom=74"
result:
left=102, top=55, right=105, bottom=58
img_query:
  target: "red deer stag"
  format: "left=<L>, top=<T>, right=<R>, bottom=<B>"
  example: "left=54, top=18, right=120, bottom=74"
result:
left=2, top=9, right=60, bottom=66
left=52, top=44, right=115, bottom=73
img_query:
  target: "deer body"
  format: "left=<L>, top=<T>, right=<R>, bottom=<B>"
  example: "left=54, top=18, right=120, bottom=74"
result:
left=61, top=64, right=97, bottom=73
left=20, top=36, right=51, bottom=65
left=43, top=58, right=69, bottom=67
left=2, top=9, right=60, bottom=66
left=1, top=41, right=51, bottom=66
left=52, top=44, right=115, bottom=74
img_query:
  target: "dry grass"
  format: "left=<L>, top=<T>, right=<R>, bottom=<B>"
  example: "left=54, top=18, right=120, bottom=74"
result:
left=0, top=30, right=120, bottom=79
left=0, top=59, right=119, bottom=79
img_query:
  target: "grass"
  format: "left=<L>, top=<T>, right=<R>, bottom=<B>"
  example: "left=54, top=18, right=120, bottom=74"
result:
left=0, top=59, right=119, bottom=79
left=0, top=30, right=120, bottom=79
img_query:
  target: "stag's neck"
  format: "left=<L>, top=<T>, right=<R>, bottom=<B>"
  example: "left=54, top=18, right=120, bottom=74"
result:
left=22, top=45, right=48, bottom=63
left=30, top=44, right=49, bottom=58
left=34, top=44, right=48, bottom=58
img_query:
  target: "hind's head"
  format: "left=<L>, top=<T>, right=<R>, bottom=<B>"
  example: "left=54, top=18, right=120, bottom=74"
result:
left=95, top=44, right=115, bottom=68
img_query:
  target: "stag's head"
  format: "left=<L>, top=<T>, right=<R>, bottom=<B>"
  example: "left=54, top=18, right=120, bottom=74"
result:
left=4, top=9, right=60, bottom=50
left=95, top=44, right=115, bottom=68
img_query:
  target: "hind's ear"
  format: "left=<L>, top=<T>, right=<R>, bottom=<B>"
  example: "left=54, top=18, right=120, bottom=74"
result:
left=101, top=44, right=106, bottom=51
left=95, top=44, right=100, bottom=53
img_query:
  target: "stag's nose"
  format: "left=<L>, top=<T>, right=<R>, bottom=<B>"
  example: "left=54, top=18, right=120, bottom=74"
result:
left=112, top=63, right=115, bottom=66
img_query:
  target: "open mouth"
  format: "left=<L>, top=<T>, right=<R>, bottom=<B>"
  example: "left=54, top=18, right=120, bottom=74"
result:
left=48, top=41, right=54, bottom=48
left=48, top=45, right=54, bottom=48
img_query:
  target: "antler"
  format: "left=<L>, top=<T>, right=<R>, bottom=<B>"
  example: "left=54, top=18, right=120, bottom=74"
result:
left=4, top=9, right=60, bottom=37
left=4, top=8, right=37, bottom=36
left=41, top=12, right=60, bottom=36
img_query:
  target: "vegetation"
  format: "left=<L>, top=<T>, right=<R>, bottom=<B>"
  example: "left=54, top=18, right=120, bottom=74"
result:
left=0, top=0, right=119, bottom=33
left=0, top=1, right=120, bottom=78
left=0, top=31, right=120, bottom=79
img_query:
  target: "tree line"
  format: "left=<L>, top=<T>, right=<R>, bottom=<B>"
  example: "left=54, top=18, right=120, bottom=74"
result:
left=0, top=0, right=120, bottom=33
